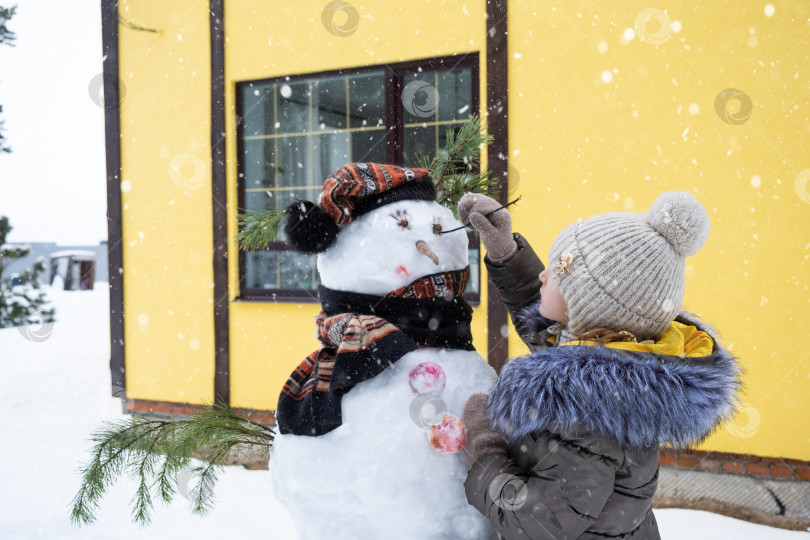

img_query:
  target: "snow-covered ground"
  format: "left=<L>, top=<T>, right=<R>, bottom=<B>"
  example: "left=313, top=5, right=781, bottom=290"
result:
left=0, top=283, right=807, bottom=539
left=0, top=284, right=297, bottom=539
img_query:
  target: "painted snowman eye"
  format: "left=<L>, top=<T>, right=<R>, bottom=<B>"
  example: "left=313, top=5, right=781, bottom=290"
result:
left=432, top=218, right=442, bottom=235
left=390, top=209, right=410, bottom=229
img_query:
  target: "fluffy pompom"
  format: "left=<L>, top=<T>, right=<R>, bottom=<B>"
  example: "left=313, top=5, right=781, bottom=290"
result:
left=284, top=200, right=340, bottom=254
left=645, top=191, right=710, bottom=257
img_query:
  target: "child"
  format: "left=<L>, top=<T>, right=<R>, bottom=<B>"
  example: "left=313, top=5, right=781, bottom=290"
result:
left=457, top=191, right=741, bottom=540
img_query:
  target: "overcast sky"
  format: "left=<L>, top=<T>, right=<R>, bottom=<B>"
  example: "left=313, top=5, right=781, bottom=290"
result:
left=0, top=1, right=107, bottom=245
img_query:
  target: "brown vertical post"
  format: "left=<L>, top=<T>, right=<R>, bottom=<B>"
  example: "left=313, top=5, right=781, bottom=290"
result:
left=210, top=0, right=230, bottom=405
left=486, top=0, right=510, bottom=366
left=101, top=0, right=125, bottom=395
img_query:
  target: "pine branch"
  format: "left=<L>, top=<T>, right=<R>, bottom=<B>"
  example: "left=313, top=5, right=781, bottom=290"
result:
left=131, top=452, right=157, bottom=525
left=0, top=243, right=29, bottom=261
left=415, top=115, right=499, bottom=217
left=190, top=454, right=224, bottom=516
left=70, top=403, right=274, bottom=526
left=154, top=451, right=186, bottom=505
left=235, top=208, right=285, bottom=252
left=0, top=6, right=17, bottom=47
left=70, top=418, right=175, bottom=526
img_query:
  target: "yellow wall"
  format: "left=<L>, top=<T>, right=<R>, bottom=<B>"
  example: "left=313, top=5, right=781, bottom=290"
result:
left=119, top=0, right=809, bottom=460
left=506, top=0, right=810, bottom=460
left=224, top=0, right=490, bottom=411
left=119, top=0, right=216, bottom=404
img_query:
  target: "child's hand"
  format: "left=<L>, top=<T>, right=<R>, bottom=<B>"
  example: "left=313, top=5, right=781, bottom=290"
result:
left=458, top=194, right=518, bottom=263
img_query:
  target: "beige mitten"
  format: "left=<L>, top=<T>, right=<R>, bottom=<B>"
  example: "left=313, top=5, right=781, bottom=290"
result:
left=458, top=193, right=517, bottom=263
left=462, top=393, right=509, bottom=469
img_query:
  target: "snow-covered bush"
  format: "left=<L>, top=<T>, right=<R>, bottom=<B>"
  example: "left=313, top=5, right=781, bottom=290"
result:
left=0, top=217, right=56, bottom=328
left=0, top=256, right=56, bottom=328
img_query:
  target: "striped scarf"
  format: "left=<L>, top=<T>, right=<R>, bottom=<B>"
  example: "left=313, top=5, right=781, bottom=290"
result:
left=276, top=268, right=473, bottom=437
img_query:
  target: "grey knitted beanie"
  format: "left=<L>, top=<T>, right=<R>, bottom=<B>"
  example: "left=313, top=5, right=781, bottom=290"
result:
left=548, top=191, right=711, bottom=341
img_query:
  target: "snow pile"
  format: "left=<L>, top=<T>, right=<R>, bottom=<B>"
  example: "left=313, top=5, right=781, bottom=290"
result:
left=271, top=348, right=497, bottom=540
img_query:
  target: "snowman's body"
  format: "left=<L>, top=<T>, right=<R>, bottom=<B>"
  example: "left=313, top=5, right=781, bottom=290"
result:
left=271, top=200, right=498, bottom=540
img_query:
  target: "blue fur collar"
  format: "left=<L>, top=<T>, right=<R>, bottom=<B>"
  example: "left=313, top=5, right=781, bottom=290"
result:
left=487, top=305, right=743, bottom=449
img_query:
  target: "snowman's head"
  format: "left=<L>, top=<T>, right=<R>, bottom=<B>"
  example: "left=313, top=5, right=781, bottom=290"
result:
left=283, top=163, right=472, bottom=296
left=317, top=199, right=469, bottom=295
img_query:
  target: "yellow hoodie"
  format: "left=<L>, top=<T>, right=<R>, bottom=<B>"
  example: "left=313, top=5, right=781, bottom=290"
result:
left=550, top=320, right=714, bottom=358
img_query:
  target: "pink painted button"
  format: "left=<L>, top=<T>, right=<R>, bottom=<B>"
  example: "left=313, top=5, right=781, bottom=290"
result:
left=408, top=362, right=446, bottom=396
left=428, top=413, right=467, bottom=454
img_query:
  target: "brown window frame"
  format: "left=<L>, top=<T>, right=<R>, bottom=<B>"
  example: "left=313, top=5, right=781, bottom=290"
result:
left=235, top=53, right=481, bottom=305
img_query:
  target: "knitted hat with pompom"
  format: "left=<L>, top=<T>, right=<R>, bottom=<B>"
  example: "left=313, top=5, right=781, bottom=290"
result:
left=548, top=191, right=711, bottom=341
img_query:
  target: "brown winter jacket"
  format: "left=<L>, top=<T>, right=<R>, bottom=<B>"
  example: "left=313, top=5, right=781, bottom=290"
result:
left=464, top=233, right=742, bottom=540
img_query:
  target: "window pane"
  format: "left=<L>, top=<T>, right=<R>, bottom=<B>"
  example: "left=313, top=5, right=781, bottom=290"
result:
left=349, top=72, right=385, bottom=129
left=242, top=139, right=275, bottom=190
left=437, top=67, right=473, bottom=122
left=401, top=71, right=437, bottom=123
left=245, top=251, right=319, bottom=291
left=314, top=133, right=350, bottom=177
left=278, top=251, right=319, bottom=290
left=243, top=190, right=272, bottom=216
left=275, top=134, right=323, bottom=243
left=276, top=135, right=311, bottom=189
left=313, top=76, right=347, bottom=130
left=401, top=67, right=473, bottom=123
left=240, top=84, right=274, bottom=137
left=351, top=130, right=386, bottom=163
left=401, top=67, right=474, bottom=165
left=403, top=125, right=434, bottom=165
left=277, top=80, right=310, bottom=134
left=245, top=251, right=275, bottom=289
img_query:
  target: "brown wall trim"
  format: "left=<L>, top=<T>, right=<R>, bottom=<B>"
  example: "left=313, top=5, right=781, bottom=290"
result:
left=485, top=0, right=509, bottom=366
left=661, top=448, right=810, bottom=481
left=101, top=0, right=125, bottom=396
left=210, top=0, right=230, bottom=405
left=127, top=398, right=276, bottom=426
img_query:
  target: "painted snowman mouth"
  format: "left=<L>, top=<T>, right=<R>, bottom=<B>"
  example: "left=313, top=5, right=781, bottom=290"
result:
left=415, top=240, right=439, bottom=265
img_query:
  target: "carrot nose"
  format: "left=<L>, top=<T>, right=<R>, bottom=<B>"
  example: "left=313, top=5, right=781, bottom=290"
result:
left=416, top=240, right=439, bottom=265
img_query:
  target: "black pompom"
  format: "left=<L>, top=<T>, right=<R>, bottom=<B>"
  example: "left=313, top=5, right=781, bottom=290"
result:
left=284, top=200, right=340, bottom=254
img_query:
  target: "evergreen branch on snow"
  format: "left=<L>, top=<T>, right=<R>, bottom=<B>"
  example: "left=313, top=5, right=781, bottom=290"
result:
left=414, top=115, right=499, bottom=217
left=235, top=208, right=285, bottom=251
left=70, top=402, right=274, bottom=526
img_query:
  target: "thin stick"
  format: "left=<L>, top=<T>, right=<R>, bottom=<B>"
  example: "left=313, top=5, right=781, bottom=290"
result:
left=440, top=196, right=522, bottom=234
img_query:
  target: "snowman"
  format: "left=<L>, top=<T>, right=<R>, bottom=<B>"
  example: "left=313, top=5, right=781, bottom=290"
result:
left=270, top=163, right=498, bottom=540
